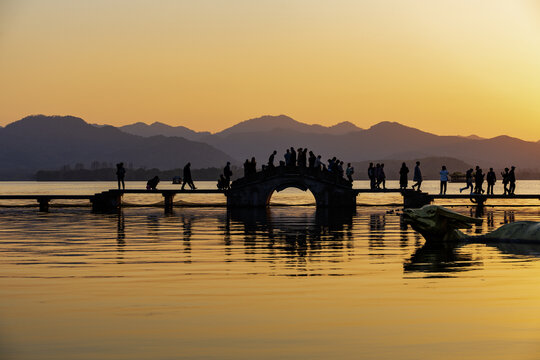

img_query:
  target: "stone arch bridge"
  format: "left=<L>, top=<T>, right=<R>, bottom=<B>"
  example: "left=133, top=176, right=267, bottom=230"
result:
left=226, top=168, right=357, bottom=208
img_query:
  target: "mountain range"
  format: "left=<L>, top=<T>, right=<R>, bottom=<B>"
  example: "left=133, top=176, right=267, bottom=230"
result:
left=0, top=114, right=538, bottom=179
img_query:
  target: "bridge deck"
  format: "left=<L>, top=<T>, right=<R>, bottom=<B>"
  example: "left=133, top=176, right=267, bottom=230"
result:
left=115, top=189, right=225, bottom=194
left=428, top=194, right=540, bottom=200
left=0, top=195, right=94, bottom=200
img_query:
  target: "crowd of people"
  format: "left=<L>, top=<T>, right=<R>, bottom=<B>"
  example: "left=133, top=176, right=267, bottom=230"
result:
left=114, top=155, right=518, bottom=196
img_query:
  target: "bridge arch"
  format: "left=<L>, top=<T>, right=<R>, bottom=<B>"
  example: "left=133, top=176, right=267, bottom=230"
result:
left=226, top=170, right=356, bottom=208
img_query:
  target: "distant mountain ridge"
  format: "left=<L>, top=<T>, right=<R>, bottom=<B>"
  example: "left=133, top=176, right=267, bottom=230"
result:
left=0, top=115, right=234, bottom=179
left=119, top=121, right=211, bottom=141
left=1, top=114, right=539, bottom=180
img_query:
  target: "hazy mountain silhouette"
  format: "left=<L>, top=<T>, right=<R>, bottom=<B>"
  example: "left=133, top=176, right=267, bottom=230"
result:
left=119, top=121, right=210, bottom=140
left=212, top=115, right=363, bottom=137
left=202, top=119, right=540, bottom=170
left=0, top=115, right=234, bottom=179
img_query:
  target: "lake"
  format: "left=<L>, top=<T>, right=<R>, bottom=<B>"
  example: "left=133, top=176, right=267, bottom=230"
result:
left=0, top=181, right=539, bottom=359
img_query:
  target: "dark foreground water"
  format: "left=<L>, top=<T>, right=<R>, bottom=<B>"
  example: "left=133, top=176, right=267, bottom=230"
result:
left=0, top=181, right=540, bottom=359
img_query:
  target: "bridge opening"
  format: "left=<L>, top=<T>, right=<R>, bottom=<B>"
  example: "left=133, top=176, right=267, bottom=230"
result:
left=268, top=186, right=316, bottom=206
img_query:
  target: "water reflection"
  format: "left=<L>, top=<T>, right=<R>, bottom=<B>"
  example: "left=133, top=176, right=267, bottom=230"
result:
left=107, top=207, right=540, bottom=277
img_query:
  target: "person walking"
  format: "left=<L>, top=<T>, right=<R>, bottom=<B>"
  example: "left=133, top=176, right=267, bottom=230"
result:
left=411, top=161, right=422, bottom=191
left=116, top=162, right=126, bottom=190
left=181, top=162, right=196, bottom=190
left=508, top=166, right=516, bottom=195
left=486, top=168, right=496, bottom=195
left=501, top=167, right=510, bottom=195
left=399, top=162, right=409, bottom=190
left=439, top=165, right=449, bottom=195
left=460, top=168, right=474, bottom=194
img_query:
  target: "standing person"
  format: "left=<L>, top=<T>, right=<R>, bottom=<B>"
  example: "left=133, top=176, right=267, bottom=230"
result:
left=181, top=162, right=196, bottom=190
left=268, top=150, right=277, bottom=170
left=399, top=162, right=409, bottom=190
left=298, top=148, right=306, bottom=167
left=501, top=167, right=510, bottom=195
left=315, top=155, right=322, bottom=171
left=374, top=163, right=381, bottom=189
left=439, top=165, right=449, bottom=195
left=474, top=166, right=484, bottom=194
left=346, top=163, right=354, bottom=183
left=460, top=168, right=474, bottom=194
left=250, top=157, right=257, bottom=175
left=368, top=163, right=375, bottom=189
left=290, top=147, right=297, bottom=167
left=508, top=166, right=516, bottom=195
left=308, top=151, right=316, bottom=168
left=284, top=149, right=291, bottom=167
left=116, top=162, right=126, bottom=190
left=223, top=161, right=233, bottom=189
left=411, top=161, right=422, bottom=191
left=379, top=163, right=386, bottom=189
left=486, top=168, right=496, bottom=195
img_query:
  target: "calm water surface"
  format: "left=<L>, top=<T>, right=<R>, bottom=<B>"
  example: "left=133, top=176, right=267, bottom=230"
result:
left=1, top=181, right=540, bottom=359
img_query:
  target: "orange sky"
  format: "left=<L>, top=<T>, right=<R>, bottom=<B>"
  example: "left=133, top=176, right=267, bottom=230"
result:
left=1, top=0, right=539, bottom=140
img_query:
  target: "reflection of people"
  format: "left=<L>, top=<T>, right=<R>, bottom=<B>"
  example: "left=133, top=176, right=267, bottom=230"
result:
left=439, top=165, right=449, bottom=195
left=411, top=161, right=422, bottom=191
left=116, top=162, right=126, bottom=190
left=146, top=176, right=160, bottom=190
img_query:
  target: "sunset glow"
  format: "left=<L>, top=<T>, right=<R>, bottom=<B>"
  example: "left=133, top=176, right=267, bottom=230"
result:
left=1, top=0, right=539, bottom=139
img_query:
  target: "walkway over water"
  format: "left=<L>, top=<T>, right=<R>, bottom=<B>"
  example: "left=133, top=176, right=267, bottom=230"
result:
left=0, top=169, right=537, bottom=212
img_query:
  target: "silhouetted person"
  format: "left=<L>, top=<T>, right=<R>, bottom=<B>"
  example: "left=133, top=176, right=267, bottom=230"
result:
left=378, top=163, right=386, bottom=189
left=474, top=166, right=484, bottom=194
left=250, top=157, right=257, bottom=175
left=217, top=174, right=227, bottom=190
left=146, top=176, right=159, bottom=190
left=374, top=163, right=381, bottom=189
left=298, top=148, right=306, bottom=167
left=223, top=161, right=232, bottom=189
left=268, top=150, right=277, bottom=169
left=243, top=159, right=249, bottom=177
left=501, top=167, right=510, bottom=195
left=486, top=168, right=496, bottom=195
left=399, top=162, right=409, bottom=190
left=284, top=149, right=291, bottom=166
left=439, top=165, right=449, bottom=195
left=346, top=163, right=354, bottom=183
left=181, top=162, right=196, bottom=190
left=368, top=163, right=375, bottom=189
left=508, top=166, right=516, bottom=195
left=290, top=147, right=297, bottom=167
left=116, top=162, right=126, bottom=190
left=315, top=155, right=322, bottom=171
left=308, top=151, right=316, bottom=168
left=460, top=168, right=474, bottom=194
left=412, top=161, right=422, bottom=191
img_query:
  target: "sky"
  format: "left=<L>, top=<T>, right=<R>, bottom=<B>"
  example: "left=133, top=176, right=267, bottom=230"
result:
left=1, top=0, right=539, bottom=140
